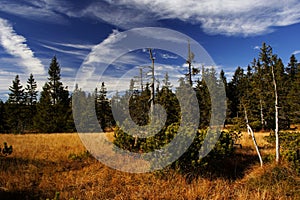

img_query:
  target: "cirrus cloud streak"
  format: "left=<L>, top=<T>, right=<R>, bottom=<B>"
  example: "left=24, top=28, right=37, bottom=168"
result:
left=0, top=18, right=45, bottom=75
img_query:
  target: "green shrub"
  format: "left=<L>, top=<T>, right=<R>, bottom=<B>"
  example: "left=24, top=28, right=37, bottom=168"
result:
left=265, top=132, right=300, bottom=173
left=68, top=150, right=91, bottom=161
left=114, top=122, right=235, bottom=173
left=46, top=192, right=60, bottom=200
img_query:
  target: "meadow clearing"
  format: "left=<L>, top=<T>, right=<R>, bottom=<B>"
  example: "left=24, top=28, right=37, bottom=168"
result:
left=0, top=132, right=299, bottom=200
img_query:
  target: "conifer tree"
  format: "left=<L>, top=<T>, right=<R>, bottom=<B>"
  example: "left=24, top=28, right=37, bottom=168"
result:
left=25, top=74, right=38, bottom=130
left=25, top=74, right=38, bottom=106
left=8, top=75, right=24, bottom=105
left=0, top=100, right=7, bottom=132
left=35, top=56, right=71, bottom=133
left=7, top=75, right=25, bottom=133
left=95, top=82, right=114, bottom=131
left=287, top=58, right=300, bottom=124
left=286, top=54, right=298, bottom=80
left=7, top=75, right=26, bottom=133
left=34, top=84, right=54, bottom=133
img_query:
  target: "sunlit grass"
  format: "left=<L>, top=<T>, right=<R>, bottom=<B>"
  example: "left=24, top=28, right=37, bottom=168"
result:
left=0, top=132, right=298, bottom=199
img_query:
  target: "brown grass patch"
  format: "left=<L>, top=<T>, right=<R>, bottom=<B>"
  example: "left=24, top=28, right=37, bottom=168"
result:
left=0, top=132, right=298, bottom=200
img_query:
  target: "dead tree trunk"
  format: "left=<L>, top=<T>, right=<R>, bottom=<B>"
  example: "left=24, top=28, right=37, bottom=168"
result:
left=186, top=40, right=194, bottom=87
left=148, top=48, right=155, bottom=115
left=243, top=104, right=263, bottom=167
left=271, top=65, right=280, bottom=163
left=259, top=99, right=265, bottom=130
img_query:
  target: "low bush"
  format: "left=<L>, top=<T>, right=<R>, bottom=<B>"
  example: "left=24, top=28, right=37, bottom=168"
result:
left=265, top=132, right=300, bottom=173
left=114, top=122, right=235, bottom=173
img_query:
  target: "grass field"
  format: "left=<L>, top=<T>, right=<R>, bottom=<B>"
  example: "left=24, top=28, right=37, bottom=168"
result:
left=0, top=132, right=299, bottom=200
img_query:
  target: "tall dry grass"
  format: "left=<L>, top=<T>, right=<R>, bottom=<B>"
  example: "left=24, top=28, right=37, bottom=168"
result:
left=0, top=132, right=299, bottom=200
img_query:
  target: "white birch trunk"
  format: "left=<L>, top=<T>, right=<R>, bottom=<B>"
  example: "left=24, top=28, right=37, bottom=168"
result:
left=244, top=104, right=263, bottom=167
left=271, top=65, right=280, bottom=163
left=260, top=99, right=265, bottom=130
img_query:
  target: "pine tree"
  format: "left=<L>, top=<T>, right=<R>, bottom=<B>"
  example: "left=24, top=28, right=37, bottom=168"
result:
left=95, top=82, right=114, bottom=131
left=34, top=84, right=54, bottom=133
left=258, top=43, right=274, bottom=130
left=227, top=66, right=244, bottom=119
left=25, top=74, right=38, bottom=106
left=157, top=73, right=179, bottom=126
left=72, top=85, right=99, bottom=133
left=162, top=72, right=172, bottom=91
left=7, top=75, right=25, bottom=133
left=8, top=75, right=24, bottom=105
left=48, top=56, right=63, bottom=105
left=287, top=58, right=300, bottom=124
left=0, top=100, right=6, bottom=132
left=24, top=74, right=38, bottom=130
left=286, top=54, right=298, bottom=80
left=220, top=69, right=231, bottom=125
left=35, top=56, right=71, bottom=133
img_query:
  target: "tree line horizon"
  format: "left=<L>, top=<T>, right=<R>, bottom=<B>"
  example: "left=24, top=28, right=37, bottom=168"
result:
left=0, top=42, right=299, bottom=134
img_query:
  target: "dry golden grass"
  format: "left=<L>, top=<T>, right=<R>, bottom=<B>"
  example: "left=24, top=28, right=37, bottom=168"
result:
left=0, top=132, right=299, bottom=200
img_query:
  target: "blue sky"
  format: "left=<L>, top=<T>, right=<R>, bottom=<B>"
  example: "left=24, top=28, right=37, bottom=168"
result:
left=0, top=0, right=300, bottom=100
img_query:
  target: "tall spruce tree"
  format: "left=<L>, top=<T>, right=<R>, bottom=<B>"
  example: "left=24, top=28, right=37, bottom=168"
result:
left=8, top=75, right=24, bottom=105
left=34, top=84, right=54, bottom=132
left=25, top=74, right=38, bottom=106
left=25, top=74, right=38, bottom=130
left=157, top=72, right=179, bottom=126
left=7, top=75, right=25, bottom=133
left=35, top=56, right=71, bottom=133
left=286, top=54, right=298, bottom=80
left=0, top=100, right=7, bottom=132
left=287, top=56, right=300, bottom=124
left=95, top=82, right=114, bottom=131
left=0, top=100, right=3, bottom=131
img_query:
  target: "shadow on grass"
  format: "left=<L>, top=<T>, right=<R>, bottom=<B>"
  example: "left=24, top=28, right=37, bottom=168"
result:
left=0, top=154, right=94, bottom=173
left=0, top=155, right=95, bottom=200
left=0, top=190, right=42, bottom=200
left=165, top=149, right=265, bottom=183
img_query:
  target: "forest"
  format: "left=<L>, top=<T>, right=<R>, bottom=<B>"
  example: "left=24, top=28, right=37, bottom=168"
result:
left=0, top=42, right=299, bottom=199
left=0, top=42, right=299, bottom=133
left=0, top=41, right=299, bottom=169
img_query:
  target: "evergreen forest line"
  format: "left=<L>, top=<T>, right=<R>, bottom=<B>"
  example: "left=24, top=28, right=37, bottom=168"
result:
left=0, top=43, right=299, bottom=134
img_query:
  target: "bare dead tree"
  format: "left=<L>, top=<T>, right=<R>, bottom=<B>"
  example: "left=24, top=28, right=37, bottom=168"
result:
left=243, top=103, right=263, bottom=166
left=271, top=64, right=280, bottom=163
left=148, top=48, right=155, bottom=114
left=186, top=40, right=195, bottom=87
left=259, top=99, right=266, bottom=130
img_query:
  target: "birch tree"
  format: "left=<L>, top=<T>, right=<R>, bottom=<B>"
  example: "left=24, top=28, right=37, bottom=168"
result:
left=243, top=103, right=263, bottom=166
left=271, top=56, right=280, bottom=163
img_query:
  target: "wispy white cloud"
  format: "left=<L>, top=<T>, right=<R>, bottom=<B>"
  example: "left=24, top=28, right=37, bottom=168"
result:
left=76, top=29, right=194, bottom=92
left=100, top=0, right=300, bottom=36
left=161, top=53, right=178, bottom=59
left=2, top=0, right=300, bottom=36
left=0, top=18, right=45, bottom=75
left=53, top=42, right=95, bottom=50
left=254, top=46, right=261, bottom=50
left=0, top=0, right=67, bottom=23
left=292, top=50, right=300, bottom=55
left=41, top=44, right=88, bottom=58
left=79, top=1, right=157, bottom=29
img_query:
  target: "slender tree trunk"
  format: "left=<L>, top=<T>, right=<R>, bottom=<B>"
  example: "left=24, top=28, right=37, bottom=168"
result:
left=259, top=99, right=265, bottom=130
left=186, top=40, right=193, bottom=86
left=271, top=65, right=280, bottom=163
left=139, top=68, right=144, bottom=92
left=148, top=48, right=155, bottom=114
left=244, top=104, right=263, bottom=167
